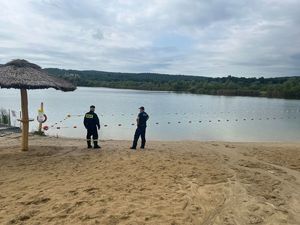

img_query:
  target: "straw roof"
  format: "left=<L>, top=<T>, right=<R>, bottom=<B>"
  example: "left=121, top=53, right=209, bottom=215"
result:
left=0, top=59, right=76, bottom=91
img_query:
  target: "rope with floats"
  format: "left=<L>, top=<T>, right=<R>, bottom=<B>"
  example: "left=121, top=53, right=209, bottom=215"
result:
left=44, top=113, right=298, bottom=130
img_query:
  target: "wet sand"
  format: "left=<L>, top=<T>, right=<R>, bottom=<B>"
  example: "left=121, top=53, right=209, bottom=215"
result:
left=0, top=135, right=300, bottom=225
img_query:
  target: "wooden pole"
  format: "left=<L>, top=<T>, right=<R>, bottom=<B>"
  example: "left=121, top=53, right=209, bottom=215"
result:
left=8, top=109, right=11, bottom=126
left=19, top=111, right=22, bottom=128
left=38, top=102, right=44, bottom=133
left=20, top=89, right=29, bottom=151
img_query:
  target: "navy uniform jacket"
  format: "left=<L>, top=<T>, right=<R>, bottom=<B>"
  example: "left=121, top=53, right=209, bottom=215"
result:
left=137, top=112, right=149, bottom=128
left=84, top=111, right=100, bottom=130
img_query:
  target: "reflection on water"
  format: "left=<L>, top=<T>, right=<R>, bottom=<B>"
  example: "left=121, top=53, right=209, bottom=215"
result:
left=0, top=87, right=300, bottom=141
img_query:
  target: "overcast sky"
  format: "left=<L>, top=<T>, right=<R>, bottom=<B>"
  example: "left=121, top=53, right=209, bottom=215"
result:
left=0, top=0, right=299, bottom=77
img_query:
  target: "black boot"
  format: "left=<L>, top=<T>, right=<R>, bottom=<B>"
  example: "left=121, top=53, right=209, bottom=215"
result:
left=87, top=141, right=92, bottom=149
left=141, top=138, right=146, bottom=149
left=94, top=141, right=101, bottom=149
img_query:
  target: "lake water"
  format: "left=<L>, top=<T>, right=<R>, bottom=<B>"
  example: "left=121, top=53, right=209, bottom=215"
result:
left=0, top=87, right=300, bottom=141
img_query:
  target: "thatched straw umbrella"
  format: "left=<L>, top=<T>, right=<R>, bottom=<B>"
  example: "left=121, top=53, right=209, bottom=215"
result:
left=0, top=59, right=76, bottom=151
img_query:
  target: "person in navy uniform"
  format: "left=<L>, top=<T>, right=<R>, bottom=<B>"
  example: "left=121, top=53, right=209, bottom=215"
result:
left=130, top=106, right=149, bottom=149
left=84, top=105, right=101, bottom=149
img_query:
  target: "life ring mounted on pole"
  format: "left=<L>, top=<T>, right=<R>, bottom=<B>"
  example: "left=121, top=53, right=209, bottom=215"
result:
left=37, top=113, right=47, bottom=123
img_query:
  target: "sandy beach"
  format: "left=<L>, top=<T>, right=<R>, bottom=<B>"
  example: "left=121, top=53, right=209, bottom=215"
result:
left=0, top=135, right=299, bottom=225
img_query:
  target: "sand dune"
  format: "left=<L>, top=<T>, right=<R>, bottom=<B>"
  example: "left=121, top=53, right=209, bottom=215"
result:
left=0, top=135, right=299, bottom=225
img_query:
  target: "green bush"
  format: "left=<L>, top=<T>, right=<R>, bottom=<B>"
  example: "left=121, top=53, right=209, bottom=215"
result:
left=0, top=108, right=9, bottom=125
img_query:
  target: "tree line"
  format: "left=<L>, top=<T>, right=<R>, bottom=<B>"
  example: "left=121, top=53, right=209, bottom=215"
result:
left=45, top=68, right=300, bottom=99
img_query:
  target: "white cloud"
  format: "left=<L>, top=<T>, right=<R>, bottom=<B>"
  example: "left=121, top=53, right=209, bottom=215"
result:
left=0, top=0, right=299, bottom=77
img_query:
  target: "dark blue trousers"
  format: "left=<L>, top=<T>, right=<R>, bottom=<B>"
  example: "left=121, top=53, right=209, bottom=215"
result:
left=132, top=126, right=146, bottom=148
left=86, top=128, right=98, bottom=141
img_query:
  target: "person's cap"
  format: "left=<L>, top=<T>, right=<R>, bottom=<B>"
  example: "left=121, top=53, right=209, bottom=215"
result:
left=90, top=105, right=95, bottom=108
left=139, top=106, right=145, bottom=110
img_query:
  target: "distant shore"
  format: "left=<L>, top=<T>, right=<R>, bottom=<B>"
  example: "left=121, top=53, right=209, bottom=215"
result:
left=0, top=134, right=300, bottom=224
left=46, top=68, right=300, bottom=100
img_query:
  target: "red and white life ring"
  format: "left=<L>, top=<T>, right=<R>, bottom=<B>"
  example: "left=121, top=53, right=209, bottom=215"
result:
left=37, top=114, right=47, bottom=123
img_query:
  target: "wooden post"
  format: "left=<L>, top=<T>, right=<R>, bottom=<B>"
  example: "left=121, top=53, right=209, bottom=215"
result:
left=38, top=102, right=44, bottom=133
left=8, top=109, right=11, bottom=126
left=20, top=89, right=29, bottom=151
left=19, top=111, right=22, bottom=128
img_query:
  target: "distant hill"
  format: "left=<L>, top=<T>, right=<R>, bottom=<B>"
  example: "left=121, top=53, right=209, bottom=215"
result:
left=45, top=68, right=300, bottom=99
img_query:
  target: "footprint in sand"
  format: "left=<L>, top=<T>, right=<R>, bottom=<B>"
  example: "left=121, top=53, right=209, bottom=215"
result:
left=84, top=187, right=100, bottom=195
left=8, top=210, right=38, bottom=224
left=21, top=197, right=50, bottom=205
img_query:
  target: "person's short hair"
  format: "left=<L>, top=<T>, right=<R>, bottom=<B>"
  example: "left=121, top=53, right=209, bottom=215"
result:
left=90, top=105, right=95, bottom=109
left=139, top=106, right=145, bottom=110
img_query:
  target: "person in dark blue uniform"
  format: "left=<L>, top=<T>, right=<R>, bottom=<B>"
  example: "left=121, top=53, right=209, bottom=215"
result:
left=130, top=106, right=149, bottom=149
left=84, top=105, right=101, bottom=149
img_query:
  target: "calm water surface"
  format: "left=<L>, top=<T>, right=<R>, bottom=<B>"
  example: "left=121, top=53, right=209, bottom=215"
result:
left=0, top=87, right=299, bottom=141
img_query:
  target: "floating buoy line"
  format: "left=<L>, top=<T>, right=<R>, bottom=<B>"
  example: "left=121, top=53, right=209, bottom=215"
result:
left=50, top=108, right=300, bottom=122
left=46, top=112, right=298, bottom=130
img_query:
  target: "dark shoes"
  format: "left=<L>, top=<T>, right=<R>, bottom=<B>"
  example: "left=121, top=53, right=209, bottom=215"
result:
left=94, top=141, right=101, bottom=149
left=87, top=141, right=101, bottom=149
left=130, top=146, right=145, bottom=150
left=87, top=141, right=92, bottom=149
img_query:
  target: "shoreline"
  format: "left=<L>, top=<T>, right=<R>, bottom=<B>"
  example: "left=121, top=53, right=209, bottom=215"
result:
left=1, top=135, right=300, bottom=224
left=36, top=134, right=300, bottom=144
left=6, top=132, right=300, bottom=144
left=0, top=125, right=21, bottom=137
